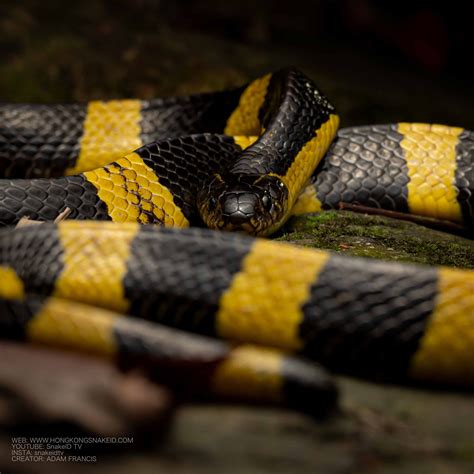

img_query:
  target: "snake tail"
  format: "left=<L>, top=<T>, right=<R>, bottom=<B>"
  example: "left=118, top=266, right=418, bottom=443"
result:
left=0, top=293, right=337, bottom=416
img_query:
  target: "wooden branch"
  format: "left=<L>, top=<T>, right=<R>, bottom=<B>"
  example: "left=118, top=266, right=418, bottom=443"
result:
left=54, top=207, right=72, bottom=223
left=16, top=207, right=72, bottom=228
left=338, top=202, right=470, bottom=237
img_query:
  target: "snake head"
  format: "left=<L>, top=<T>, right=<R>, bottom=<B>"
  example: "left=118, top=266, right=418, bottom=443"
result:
left=197, top=174, right=289, bottom=236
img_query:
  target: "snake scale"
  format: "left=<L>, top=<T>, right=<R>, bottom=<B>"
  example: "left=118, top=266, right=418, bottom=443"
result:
left=0, top=67, right=473, bottom=415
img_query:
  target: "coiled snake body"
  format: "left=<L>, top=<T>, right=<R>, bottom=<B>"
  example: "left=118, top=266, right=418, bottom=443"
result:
left=0, top=68, right=473, bottom=415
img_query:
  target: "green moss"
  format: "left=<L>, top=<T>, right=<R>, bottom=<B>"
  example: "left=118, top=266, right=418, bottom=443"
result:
left=278, top=211, right=474, bottom=268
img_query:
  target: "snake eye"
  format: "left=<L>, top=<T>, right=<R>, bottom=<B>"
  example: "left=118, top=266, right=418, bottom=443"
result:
left=262, top=194, right=272, bottom=211
left=208, top=196, right=217, bottom=211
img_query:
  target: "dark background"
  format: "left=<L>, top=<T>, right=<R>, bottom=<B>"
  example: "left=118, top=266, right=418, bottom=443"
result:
left=1, top=3, right=474, bottom=473
left=1, top=0, right=473, bottom=128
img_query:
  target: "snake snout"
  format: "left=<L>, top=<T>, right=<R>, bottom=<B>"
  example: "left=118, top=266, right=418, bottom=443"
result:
left=198, top=174, right=290, bottom=235
left=221, top=191, right=259, bottom=229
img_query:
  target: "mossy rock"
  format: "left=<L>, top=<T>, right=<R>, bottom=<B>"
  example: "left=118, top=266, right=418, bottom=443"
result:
left=279, top=211, right=474, bottom=269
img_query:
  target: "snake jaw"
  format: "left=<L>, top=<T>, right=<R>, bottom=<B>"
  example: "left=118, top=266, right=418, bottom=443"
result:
left=198, top=174, right=289, bottom=236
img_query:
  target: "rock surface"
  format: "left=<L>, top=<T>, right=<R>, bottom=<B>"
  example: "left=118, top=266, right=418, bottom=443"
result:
left=3, top=376, right=473, bottom=473
left=1, top=2, right=473, bottom=472
left=283, top=211, right=474, bottom=268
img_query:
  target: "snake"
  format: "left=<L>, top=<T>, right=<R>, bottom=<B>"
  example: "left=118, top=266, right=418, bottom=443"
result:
left=0, top=67, right=473, bottom=416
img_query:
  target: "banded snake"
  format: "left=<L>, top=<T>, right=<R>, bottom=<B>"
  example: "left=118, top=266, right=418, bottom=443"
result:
left=0, top=67, right=473, bottom=415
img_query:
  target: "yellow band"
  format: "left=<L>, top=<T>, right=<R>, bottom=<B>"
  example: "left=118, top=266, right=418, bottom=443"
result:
left=410, top=267, right=474, bottom=385
left=224, top=74, right=271, bottom=136
left=67, top=99, right=143, bottom=175
left=399, top=123, right=463, bottom=222
left=216, top=239, right=330, bottom=350
left=278, top=114, right=339, bottom=203
left=212, top=345, right=284, bottom=403
left=291, top=183, right=323, bottom=216
left=27, top=298, right=118, bottom=357
left=84, top=152, right=189, bottom=227
left=0, top=265, right=25, bottom=299
left=53, top=221, right=139, bottom=313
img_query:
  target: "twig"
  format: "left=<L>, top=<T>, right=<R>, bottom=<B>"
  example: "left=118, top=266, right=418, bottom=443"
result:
left=15, top=207, right=72, bottom=228
left=15, top=217, right=45, bottom=228
left=54, top=207, right=72, bottom=223
left=338, top=202, right=470, bottom=237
